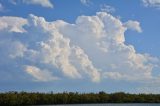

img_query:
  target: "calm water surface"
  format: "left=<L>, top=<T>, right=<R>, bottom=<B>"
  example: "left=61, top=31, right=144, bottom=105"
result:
left=36, top=104, right=160, bottom=106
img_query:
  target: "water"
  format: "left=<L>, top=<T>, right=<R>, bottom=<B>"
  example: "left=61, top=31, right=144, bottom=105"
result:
left=36, top=104, right=160, bottom=106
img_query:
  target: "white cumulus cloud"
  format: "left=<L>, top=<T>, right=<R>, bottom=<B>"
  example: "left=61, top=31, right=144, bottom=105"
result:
left=124, top=20, right=142, bottom=33
left=0, top=12, right=159, bottom=83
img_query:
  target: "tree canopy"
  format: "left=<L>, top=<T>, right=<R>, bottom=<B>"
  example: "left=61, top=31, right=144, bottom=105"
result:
left=0, top=91, right=160, bottom=106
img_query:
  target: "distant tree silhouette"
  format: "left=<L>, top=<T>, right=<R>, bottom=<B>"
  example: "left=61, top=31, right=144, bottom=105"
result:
left=0, top=91, right=160, bottom=106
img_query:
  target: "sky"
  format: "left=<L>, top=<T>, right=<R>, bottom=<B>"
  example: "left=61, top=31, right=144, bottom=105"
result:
left=0, top=0, right=160, bottom=94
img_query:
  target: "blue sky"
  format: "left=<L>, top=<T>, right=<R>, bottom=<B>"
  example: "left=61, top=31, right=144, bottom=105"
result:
left=0, top=0, right=160, bottom=93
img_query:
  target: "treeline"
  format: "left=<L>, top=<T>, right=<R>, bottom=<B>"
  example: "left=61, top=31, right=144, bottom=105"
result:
left=1, top=91, right=160, bottom=106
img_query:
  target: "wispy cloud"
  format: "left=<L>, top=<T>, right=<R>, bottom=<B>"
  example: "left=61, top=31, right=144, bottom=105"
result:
left=80, top=0, right=91, bottom=6
left=23, top=0, right=53, bottom=8
left=10, top=0, right=17, bottom=5
left=11, top=0, right=54, bottom=8
left=24, top=65, right=59, bottom=82
left=0, top=3, right=5, bottom=12
left=142, top=0, right=160, bottom=9
left=100, top=4, right=115, bottom=13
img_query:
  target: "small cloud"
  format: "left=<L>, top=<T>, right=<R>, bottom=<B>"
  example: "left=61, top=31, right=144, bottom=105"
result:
left=10, top=0, right=17, bottom=5
left=24, top=65, right=59, bottom=82
left=0, top=16, right=27, bottom=33
left=10, top=0, right=54, bottom=8
left=103, top=72, right=123, bottom=80
left=100, top=4, right=115, bottom=13
left=23, top=0, right=53, bottom=8
left=80, top=0, right=91, bottom=6
left=123, top=20, right=142, bottom=33
left=142, top=0, right=160, bottom=9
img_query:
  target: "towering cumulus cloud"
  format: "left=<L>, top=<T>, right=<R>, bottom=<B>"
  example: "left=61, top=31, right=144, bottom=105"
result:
left=0, top=12, right=159, bottom=83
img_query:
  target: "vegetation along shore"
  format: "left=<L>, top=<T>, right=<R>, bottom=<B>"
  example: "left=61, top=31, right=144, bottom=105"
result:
left=1, top=91, right=160, bottom=106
